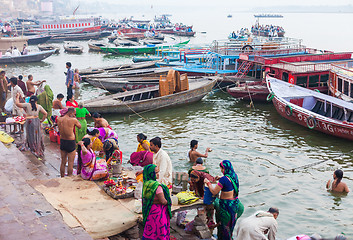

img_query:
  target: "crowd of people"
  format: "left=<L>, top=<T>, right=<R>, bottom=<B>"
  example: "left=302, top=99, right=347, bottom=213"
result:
left=251, top=24, right=285, bottom=37
left=4, top=44, right=29, bottom=57
left=0, top=61, right=350, bottom=240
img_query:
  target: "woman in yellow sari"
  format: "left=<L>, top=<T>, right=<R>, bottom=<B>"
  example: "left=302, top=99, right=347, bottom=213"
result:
left=137, top=133, right=150, bottom=152
left=83, top=128, right=103, bottom=152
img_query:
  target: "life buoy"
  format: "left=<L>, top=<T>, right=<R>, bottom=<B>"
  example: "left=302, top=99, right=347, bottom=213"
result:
left=285, top=105, right=293, bottom=116
left=242, top=45, right=254, bottom=52
left=266, top=92, right=275, bottom=102
left=306, top=116, right=317, bottom=129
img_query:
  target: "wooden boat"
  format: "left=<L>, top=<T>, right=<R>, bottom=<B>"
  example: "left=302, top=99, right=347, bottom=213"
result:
left=63, top=42, right=83, bottom=53
left=85, top=77, right=160, bottom=92
left=141, top=39, right=165, bottom=45
left=88, top=40, right=108, bottom=51
left=267, top=76, right=353, bottom=141
left=84, top=67, right=172, bottom=79
left=79, top=61, right=160, bottom=78
left=84, top=77, right=216, bottom=114
left=226, top=50, right=353, bottom=100
left=27, top=35, right=51, bottom=45
left=38, top=43, right=60, bottom=54
left=174, top=30, right=195, bottom=37
left=101, top=40, right=190, bottom=55
left=85, top=75, right=203, bottom=92
left=113, top=38, right=140, bottom=47
left=101, top=45, right=156, bottom=55
left=0, top=50, right=55, bottom=64
left=51, top=32, right=101, bottom=41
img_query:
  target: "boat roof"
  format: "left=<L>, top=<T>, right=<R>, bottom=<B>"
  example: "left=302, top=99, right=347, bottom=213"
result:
left=268, top=59, right=353, bottom=74
left=268, top=77, right=353, bottom=110
left=331, top=61, right=353, bottom=81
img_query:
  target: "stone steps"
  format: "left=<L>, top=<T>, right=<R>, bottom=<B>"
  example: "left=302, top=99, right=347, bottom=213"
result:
left=0, top=141, right=92, bottom=240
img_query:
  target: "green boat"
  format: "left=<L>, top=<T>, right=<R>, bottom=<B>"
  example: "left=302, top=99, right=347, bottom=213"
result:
left=100, top=40, right=190, bottom=55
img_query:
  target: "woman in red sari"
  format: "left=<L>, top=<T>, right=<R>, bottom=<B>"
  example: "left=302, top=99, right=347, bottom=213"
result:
left=66, top=95, right=78, bottom=108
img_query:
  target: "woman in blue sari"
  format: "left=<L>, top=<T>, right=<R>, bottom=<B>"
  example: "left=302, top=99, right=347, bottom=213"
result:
left=204, top=160, right=244, bottom=240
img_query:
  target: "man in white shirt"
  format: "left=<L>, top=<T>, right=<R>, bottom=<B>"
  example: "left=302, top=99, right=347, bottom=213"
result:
left=10, top=77, right=25, bottom=117
left=236, top=207, right=279, bottom=240
left=150, top=137, right=172, bottom=186
left=12, top=46, right=21, bottom=57
left=4, top=50, right=11, bottom=57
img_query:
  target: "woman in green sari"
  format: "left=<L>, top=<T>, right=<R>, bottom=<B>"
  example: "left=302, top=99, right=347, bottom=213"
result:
left=75, top=102, right=91, bottom=143
left=142, top=164, right=172, bottom=240
left=205, top=160, right=244, bottom=240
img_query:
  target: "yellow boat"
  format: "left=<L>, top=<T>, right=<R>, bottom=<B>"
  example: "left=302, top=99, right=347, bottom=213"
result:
left=0, top=130, right=14, bottom=144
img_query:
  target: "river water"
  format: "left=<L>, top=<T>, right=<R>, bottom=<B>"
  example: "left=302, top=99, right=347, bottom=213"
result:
left=4, top=11, right=353, bottom=238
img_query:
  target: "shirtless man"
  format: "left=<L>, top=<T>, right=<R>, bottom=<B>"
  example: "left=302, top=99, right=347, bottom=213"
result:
left=26, top=74, right=46, bottom=97
left=326, top=169, right=350, bottom=193
left=53, top=93, right=64, bottom=109
left=92, top=112, right=111, bottom=129
left=57, top=107, right=81, bottom=177
left=188, top=140, right=211, bottom=164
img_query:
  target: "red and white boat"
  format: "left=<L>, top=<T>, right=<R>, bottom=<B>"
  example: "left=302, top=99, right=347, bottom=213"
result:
left=30, top=16, right=103, bottom=34
left=328, top=61, right=353, bottom=102
left=267, top=76, right=353, bottom=140
left=227, top=50, right=353, bottom=101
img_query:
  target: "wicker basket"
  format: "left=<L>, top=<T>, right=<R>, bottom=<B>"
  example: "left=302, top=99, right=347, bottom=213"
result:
left=159, top=75, right=169, bottom=97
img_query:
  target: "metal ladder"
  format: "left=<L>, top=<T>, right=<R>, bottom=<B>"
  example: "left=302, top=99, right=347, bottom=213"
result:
left=234, top=61, right=253, bottom=78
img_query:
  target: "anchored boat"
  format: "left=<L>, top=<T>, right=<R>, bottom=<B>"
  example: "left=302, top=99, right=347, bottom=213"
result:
left=63, top=42, right=83, bottom=53
left=267, top=76, right=353, bottom=141
left=84, top=76, right=216, bottom=114
left=0, top=50, right=55, bottom=64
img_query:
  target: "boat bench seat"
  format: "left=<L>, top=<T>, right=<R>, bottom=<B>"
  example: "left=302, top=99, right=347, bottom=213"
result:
left=311, top=101, right=322, bottom=113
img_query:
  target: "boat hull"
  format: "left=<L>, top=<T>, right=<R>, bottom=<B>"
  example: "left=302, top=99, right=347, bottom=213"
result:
left=228, top=85, right=269, bottom=101
left=85, top=78, right=159, bottom=92
left=85, top=78, right=216, bottom=114
left=27, top=35, right=51, bottom=45
left=100, top=46, right=156, bottom=55
left=272, top=96, right=353, bottom=140
left=0, top=50, right=55, bottom=64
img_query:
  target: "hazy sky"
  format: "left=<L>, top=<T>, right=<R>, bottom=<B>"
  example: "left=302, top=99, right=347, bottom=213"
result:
left=94, top=0, right=353, bottom=6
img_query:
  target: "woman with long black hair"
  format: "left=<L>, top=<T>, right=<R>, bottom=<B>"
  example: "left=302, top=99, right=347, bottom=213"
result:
left=77, top=138, right=108, bottom=181
left=326, top=169, right=350, bottom=193
left=15, top=94, right=47, bottom=157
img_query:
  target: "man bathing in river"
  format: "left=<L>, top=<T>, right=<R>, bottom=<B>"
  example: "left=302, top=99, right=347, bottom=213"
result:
left=57, top=107, right=81, bottom=177
left=188, top=139, right=211, bottom=164
left=92, top=112, right=111, bottom=129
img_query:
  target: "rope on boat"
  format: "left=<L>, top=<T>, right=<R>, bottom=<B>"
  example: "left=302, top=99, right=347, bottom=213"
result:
left=215, top=76, right=257, bottom=108
left=246, top=82, right=255, bottom=109
left=282, top=152, right=352, bottom=173
left=95, top=78, right=149, bottom=121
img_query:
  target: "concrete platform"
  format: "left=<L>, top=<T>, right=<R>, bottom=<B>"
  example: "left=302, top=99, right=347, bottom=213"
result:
left=0, top=138, right=92, bottom=240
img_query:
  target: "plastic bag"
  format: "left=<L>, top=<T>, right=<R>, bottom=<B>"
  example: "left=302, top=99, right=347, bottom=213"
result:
left=134, top=199, right=142, bottom=214
left=176, top=191, right=199, bottom=205
left=4, top=98, right=13, bottom=112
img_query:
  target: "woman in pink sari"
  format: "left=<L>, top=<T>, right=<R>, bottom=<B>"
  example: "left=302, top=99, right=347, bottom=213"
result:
left=77, top=138, right=108, bottom=181
left=129, top=151, right=153, bottom=167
